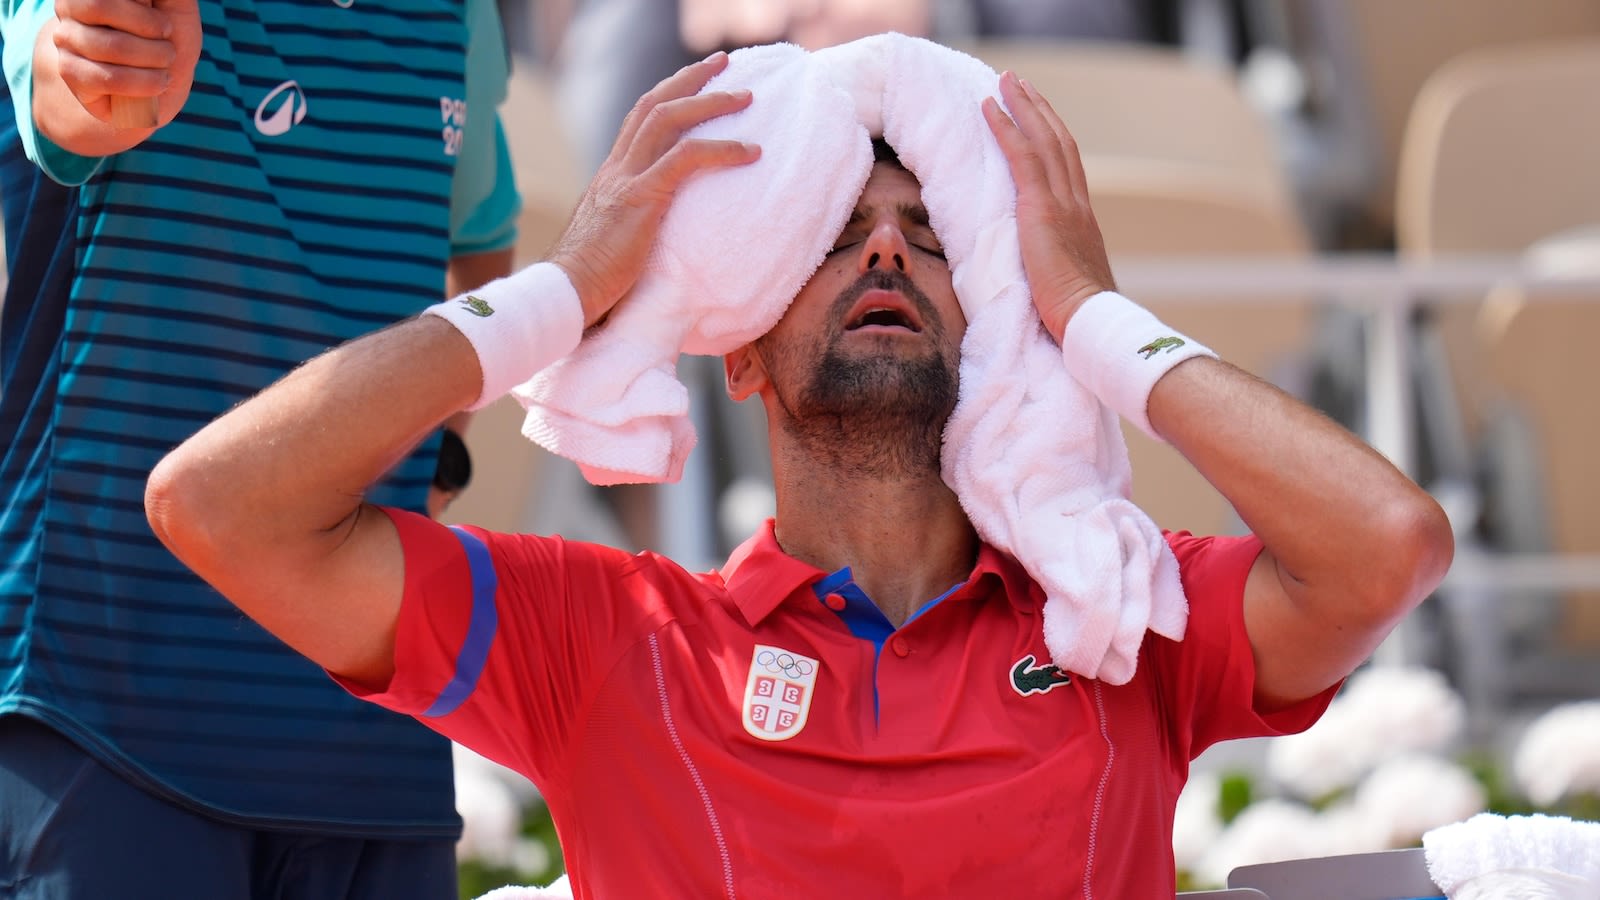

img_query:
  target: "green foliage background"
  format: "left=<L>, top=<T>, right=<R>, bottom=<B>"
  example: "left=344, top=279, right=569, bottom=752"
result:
left=458, top=800, right=564, bottom=899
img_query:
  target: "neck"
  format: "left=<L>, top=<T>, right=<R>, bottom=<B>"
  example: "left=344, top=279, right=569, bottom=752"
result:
left=768, top=432, right=977, bottom=628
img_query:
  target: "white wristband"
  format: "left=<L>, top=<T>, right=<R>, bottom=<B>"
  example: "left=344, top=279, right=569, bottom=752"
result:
left=423, top=261, right=585, bottom=410
left=1059, top=290, right=1216, bottom=441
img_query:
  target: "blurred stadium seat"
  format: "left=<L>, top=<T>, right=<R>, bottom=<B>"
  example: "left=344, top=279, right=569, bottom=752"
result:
left=1394, top=37, right=1600, bottom=703
left=1287, top=0, right=1600, bottom=243
left=955, top=40, right=1297, bottom=208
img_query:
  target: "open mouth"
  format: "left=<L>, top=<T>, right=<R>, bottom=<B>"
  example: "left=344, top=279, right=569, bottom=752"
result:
left=844, top=290, right=924, bottom=333
left=848, top=307, right=919, bottom=330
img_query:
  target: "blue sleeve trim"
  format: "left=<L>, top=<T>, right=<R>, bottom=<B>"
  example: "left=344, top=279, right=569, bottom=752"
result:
left=422, top=526, right=500, bottom=718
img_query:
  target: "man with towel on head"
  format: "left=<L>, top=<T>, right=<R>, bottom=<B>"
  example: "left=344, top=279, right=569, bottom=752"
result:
left=145, top=49, right=1454, bottom=896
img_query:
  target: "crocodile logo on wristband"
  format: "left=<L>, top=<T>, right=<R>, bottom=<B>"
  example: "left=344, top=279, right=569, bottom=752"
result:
left=459, top=295, right=495, bottom=318
left=1137, top=336, right=1185, bottom=359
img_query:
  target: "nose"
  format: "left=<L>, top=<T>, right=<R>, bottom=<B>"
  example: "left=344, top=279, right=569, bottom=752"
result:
left=858, top=219, right=909, bottom=275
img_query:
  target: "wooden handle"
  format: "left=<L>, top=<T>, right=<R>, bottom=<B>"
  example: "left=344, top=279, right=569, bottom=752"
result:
left=109, top=0, right=160, bottom=129
left=110, top=95, right=160, bottom=129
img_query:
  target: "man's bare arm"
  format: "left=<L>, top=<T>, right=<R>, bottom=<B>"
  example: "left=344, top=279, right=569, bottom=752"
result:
left=145, top=316, right=482, bottom=687
left=1146, top=358, right=1452, bottom=706
left=984, top=71, right=1453, bottom=708
left=146, top=52, right=758, bottom=687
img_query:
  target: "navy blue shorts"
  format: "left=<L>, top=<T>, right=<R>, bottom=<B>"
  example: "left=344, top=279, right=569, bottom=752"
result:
left=0, top=716, right=455, bottom=900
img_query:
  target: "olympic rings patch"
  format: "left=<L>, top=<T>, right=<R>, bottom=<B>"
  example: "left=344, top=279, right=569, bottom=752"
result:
left=742, top=644, right=820, bottom=741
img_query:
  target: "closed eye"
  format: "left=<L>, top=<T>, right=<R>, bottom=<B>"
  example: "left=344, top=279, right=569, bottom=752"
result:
left=831, top=241, right=945, bottom=260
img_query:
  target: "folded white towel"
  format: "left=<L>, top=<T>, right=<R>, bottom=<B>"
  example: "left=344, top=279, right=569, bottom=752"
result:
left=518, top=33, right=1187, bottom=684
left=516, top=41, right=869, bottom=483
left=1423, top=812, right=1600, bottom=900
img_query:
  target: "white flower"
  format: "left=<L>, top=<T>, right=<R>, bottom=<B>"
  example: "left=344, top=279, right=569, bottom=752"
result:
left=1267, top=700, right=1383, bottom=797
left=1194, top=799, right=1324, bottom=888
left=1513, top=701, right=1600, bottom=807
left=1355, top=753, right=1486, bottom=846
left=1339, top=666, right=1465, bottom=754
left=1172, top=771, right=1224, bottom=872
left=1267, top=665, right=1465, bottom=798
left=1310, top=801, right=1390, bottom=857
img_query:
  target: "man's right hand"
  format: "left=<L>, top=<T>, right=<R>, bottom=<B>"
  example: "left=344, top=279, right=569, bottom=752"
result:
left=35, top=0, right=202, bottom=148
left=548, top=51, right=760, bottom=328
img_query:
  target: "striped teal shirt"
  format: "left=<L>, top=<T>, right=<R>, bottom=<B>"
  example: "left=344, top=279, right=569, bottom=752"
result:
left=0, top=0, right=517, bottom=835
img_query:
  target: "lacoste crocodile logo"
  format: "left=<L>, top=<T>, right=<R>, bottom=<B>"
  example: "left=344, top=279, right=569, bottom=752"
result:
left=459, top=295, right=494, bottom=318
left=1010, top=654, right=1072, bottom=696
left=1137, top=336, right=1186, bottom=359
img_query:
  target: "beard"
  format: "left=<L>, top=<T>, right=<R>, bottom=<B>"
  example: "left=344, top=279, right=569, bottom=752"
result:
left=758, top=270, right=959, bottom=477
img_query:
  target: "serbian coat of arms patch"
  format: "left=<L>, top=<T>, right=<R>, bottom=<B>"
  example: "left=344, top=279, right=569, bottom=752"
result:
left=741, top=644, right=820, bottom=741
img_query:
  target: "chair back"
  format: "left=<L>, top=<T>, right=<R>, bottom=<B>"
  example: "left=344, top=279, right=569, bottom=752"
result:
left=954, top=39, right=1296, bottom=208
left=1312, top=0, right=1600, bottom=230
left=1395, top=38, right=1600, bottom=256
left=1393, top=38, right=1600, bottom=656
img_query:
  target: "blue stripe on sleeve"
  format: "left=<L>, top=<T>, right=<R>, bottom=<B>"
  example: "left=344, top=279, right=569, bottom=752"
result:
left=422, top=527, right=500, bottom=718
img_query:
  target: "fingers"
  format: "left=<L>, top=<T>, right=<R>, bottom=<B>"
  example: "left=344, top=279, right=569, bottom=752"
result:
left=1019, top=78, right=1092, bottom=204
left=983, top=89, right=1053, bottom=202
left=982, top=70, right=1117, bottom=341
left=612, top=51, right=733, bottom=160
left=986, top=71, right=1090, bottom=206
left=983, top=88, right=1031, bottom=169
left=53, top=0, right=177, bottom=101
left=56, top=0, right=171, bottom=41
left=997, top=72, right=1075, bottom=204
left=547, top=50, right=761, bottom=329
left=624, top=87, right=753, bottom=172
left=53, top=33, right=174, bottom=100
left=640, top=138, right=760, bottom=198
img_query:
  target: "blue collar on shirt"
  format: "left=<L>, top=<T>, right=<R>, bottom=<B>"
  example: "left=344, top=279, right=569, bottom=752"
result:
left=810, top=566, right=963, bottom=655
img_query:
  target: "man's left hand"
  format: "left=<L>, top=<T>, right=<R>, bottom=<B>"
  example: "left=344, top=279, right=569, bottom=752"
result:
left=982, top=71, right=1116, bottom=344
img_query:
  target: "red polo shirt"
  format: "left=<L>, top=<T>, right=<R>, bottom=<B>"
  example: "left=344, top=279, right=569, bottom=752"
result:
left=341, top=509, right=1334, bottom=898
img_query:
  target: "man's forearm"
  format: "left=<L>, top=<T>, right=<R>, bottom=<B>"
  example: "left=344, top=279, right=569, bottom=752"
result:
left=1148, top=356, right=1452, bottom=619
left=155, top=316, right=477, bottom=540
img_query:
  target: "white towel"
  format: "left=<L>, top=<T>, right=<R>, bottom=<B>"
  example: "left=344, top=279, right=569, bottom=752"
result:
left=518, top=33, right=1188, bottom=684
left=516, top=42, right=870, bottom=483
left=1423, top=813, right=1600, bottom=900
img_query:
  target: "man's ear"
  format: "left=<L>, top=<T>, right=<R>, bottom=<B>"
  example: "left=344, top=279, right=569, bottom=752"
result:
left=724, top=345, right=767, bottom=402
